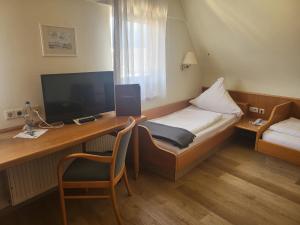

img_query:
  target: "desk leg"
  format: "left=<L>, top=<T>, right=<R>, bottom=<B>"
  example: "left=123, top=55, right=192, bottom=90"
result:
left=132, top=125, right=139, bottom=179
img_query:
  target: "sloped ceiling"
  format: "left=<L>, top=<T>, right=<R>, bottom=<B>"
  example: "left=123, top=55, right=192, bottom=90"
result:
left=180, top=0, right=300, bottom=98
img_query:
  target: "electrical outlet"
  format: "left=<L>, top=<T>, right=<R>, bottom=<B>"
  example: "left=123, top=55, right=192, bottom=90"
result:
left=4, top=110, right=16, bottom=120
left=4, top=107, right=26, bottom=120
left=15, top=108, right=25, bottom=118
left=259, top=108, right=265, bottom=114
left=3, top=105, right=40, bottom=121
left=249, top=106, right=259, bottom=113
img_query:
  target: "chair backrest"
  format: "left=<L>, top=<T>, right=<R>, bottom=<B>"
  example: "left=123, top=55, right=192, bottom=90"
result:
left=111, top=117, right=136, bottom=177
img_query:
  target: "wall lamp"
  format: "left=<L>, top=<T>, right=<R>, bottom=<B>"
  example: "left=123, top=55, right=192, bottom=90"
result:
left=181, top=51, right=198, bottom=71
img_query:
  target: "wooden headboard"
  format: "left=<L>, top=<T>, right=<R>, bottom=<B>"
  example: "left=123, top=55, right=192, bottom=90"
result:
left=202, top=87, right=300, bottom=120
left=142, top=88, right=299, bottom=121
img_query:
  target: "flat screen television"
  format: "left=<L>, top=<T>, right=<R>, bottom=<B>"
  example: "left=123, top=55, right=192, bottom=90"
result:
left=41, top=71, right=115, bottom=124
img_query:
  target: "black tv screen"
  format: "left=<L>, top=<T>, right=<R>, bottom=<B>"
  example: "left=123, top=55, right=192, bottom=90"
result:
left=41, top=71, right=115, bottom=123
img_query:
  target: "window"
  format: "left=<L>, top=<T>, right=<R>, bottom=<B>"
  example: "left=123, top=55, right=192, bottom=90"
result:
left=113, top=0, right=168, bottom=100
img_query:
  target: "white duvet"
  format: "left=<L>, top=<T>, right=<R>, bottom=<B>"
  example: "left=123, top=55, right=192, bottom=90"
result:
left=269, top=117, right=300, bottom=138
left=151, top=106, right=222, bottom=134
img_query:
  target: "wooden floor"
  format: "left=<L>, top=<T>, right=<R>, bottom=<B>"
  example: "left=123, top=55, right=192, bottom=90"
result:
left=1, top=141, right=300, bottom=225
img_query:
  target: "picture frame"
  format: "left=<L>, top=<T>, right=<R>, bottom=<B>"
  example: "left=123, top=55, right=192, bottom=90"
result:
left=39, top=24, right=77, bottom=57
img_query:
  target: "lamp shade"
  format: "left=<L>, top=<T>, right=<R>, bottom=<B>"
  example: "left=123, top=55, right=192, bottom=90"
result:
left=183, top=51, right=198, bottom=65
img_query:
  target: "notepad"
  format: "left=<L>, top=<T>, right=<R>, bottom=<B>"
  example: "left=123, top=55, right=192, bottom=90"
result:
left=14, top=129, right=48, bottom=139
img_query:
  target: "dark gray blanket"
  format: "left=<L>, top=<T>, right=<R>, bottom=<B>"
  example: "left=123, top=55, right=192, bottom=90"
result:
left=140, top=121, right=196, bottom=149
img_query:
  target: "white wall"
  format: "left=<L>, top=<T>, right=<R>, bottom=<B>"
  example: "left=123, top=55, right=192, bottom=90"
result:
left=181, top=0, right=300, bottom=98
left=0, top=0, right=113, bottom=129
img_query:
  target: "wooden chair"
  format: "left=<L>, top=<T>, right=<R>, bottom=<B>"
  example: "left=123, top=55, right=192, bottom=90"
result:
left=57, top=117, right=136, bottom=225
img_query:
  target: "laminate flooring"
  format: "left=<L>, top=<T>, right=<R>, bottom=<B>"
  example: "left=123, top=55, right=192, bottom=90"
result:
left=1, top=141, right=300, bottom=225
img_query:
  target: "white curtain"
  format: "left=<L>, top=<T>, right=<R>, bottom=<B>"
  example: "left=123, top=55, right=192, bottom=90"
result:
left=113, top=0, right=168, bottom=100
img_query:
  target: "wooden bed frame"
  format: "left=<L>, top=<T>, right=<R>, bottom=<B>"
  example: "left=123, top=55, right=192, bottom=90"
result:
left=139, top=100, right=242, bottom=181
left=256, top=101, right=300, bottom=166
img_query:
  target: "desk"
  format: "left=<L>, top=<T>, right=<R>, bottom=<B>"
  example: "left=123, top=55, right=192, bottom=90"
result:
left=0, top=112, right=146, bottom=179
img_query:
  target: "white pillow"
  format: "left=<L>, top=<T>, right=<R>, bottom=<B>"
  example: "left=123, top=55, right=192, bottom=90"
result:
left=190, top=77, right=243, bottom=117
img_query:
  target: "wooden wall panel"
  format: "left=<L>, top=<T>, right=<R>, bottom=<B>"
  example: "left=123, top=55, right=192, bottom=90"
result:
left=292, top=102, right=300, bottom=118
left=203, top=87, right=300, bottom=120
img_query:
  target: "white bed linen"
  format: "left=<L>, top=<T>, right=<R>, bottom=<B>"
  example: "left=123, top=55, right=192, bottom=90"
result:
left=269, top=117, right=300, bottom=138
left=262, top=130, right=300, bottom=151
left=190, top=77, right=243, bottom=117
left=151, top=106, right=222, bottom=134
left=153, top=114, right=239, bottom=155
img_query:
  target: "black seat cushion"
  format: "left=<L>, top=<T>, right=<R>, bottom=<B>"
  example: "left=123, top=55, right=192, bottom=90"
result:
left=63, top=151, right=113, bottom=182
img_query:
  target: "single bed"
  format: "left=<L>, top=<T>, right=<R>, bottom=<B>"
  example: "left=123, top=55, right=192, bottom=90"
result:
left=139, top=78, right=246, bottom=180
left=153, top=109, right=239, bottom=154
left=139, top=100, right=242, bottom=181
left=262, top=130, right=300, bottom=151
left=256, top=101, right=300, bottom=166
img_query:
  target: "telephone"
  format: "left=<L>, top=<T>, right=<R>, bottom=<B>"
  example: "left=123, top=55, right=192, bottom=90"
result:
left=252, top=118, right=264, bottom=126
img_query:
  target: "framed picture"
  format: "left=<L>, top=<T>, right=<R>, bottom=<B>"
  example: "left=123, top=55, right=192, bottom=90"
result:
left=40, top=25, right=77, bottom=57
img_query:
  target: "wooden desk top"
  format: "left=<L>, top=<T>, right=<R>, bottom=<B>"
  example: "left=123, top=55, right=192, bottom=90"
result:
left=0, top=113, right=146, bottom=171
left=235, top=117, right=262, bottom=133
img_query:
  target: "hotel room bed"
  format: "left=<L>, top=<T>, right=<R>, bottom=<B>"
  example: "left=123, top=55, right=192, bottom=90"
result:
left=256, top=101, right=300, bottom=166
left=139, top=102, right=242, bottom=181
left=153, top=109, right=239, bottom=154
left=139, top=78, right=244, bottom=180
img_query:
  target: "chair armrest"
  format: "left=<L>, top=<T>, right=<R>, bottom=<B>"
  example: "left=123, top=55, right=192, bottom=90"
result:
left=62, top=153, right=113, bottom=163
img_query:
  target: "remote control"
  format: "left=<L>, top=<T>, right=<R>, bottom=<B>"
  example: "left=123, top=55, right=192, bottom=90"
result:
left=78, top=116, right=95, bottom=124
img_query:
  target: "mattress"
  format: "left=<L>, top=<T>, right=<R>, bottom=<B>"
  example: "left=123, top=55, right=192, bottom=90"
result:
left=151, top=106, right=222, bottom=134
left=269, top=117, right=300, bottom=138
left=153, top=113, right=239, bottom=155
left=262, top=130, right=300, bottom=151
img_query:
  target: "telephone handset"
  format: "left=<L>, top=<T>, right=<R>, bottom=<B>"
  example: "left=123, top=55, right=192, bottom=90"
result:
left=252, top=118, right=264, bottom=126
